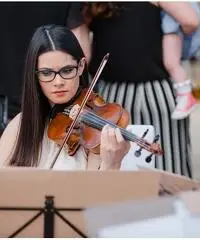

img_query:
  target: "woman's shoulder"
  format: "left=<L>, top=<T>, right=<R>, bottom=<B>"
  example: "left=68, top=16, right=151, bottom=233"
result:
left=0, top=113, right=22, bottom=167
left=4, top=113, right=22, bottom=134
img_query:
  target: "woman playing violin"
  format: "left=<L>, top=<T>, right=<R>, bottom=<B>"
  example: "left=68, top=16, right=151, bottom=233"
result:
left=0, top=24, right=130, bottom=170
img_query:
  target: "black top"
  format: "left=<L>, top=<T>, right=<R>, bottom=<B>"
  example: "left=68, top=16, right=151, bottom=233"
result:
left=88, top=2, right=169, bottom=83
left=0, top=2, right=83, bottom=118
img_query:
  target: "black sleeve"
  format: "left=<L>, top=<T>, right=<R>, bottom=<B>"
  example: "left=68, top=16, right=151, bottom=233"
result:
left=66, top=3, right=85, bottom=29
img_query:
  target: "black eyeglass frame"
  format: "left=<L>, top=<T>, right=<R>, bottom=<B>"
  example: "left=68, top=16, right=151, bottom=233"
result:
left=35, top=64, right=80, bottom=82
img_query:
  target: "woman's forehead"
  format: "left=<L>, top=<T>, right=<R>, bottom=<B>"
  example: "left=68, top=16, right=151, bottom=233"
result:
left=38, top=50, right=76, bottom=69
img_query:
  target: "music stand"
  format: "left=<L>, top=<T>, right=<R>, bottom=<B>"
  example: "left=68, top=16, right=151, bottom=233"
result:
left=0, top=168, right=160, bottom=237
left=137, top=166, right=200, bottom=195
left=83, top=168, right=200, bottom=237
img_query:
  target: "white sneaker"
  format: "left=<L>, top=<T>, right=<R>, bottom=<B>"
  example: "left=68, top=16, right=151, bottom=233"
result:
left=171, top=92, right=198, bottom=120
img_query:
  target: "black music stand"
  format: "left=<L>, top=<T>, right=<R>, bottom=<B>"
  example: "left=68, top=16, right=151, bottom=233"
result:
left=0, top=195, right=85, bottom=238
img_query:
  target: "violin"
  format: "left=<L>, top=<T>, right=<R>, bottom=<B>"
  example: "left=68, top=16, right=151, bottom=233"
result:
left=47, top=88, right=163, bottom=157
left=47, top=53, right=163, bottom=169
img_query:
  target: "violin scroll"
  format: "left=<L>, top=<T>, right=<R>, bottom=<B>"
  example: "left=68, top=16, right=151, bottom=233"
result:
left=149, top=142, right=163, bottom=155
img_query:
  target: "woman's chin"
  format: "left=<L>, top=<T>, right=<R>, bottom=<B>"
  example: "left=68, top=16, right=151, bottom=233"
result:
left=50, top=96, right=72, bottom=105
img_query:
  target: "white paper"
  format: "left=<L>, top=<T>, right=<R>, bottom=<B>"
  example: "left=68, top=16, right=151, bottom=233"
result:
left=99, top=215, right=183, bottom=238
left=98, top=200, right=199, bottom=238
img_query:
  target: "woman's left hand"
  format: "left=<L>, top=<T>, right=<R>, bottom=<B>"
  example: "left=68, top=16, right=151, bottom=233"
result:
left=100, top=124, right=130, bottom=170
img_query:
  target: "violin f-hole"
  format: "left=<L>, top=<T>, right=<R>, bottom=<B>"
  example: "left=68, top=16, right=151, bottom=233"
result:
left=134, top=129, right=149, bottom=157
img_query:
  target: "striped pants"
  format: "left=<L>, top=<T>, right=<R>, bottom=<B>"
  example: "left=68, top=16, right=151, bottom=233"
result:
left=97, top=78, right=192, bottom=178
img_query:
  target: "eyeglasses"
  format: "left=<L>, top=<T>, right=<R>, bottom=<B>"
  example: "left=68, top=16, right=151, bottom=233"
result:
left=36, top=65, right=79, bottom=82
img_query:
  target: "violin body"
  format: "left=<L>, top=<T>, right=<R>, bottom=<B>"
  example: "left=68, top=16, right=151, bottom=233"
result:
left=47, top=88, right=130, bottom=155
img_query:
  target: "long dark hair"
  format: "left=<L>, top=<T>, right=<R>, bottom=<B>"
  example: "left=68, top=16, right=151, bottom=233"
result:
left=10, top=24, right=89, bottom=166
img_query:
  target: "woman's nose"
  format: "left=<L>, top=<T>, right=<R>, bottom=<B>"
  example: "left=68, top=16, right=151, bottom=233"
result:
left=53, top=74, right=65, bottom=86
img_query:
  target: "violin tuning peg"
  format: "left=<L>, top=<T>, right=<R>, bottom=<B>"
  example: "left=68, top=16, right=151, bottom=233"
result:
left=134, top=129, right=149, bottom=157
left=142, top=129, right=149, bottom=138
left=153, top=134, right=160, bottom=143
left=145, top=153, right=153, bottom=163
left=134, top=148, right=142, bottom=157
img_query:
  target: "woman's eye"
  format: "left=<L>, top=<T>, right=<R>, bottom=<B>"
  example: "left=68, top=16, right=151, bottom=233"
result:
left=61, top=68, right=74, bottom=74
left=41, top=70, right=53, bottom=76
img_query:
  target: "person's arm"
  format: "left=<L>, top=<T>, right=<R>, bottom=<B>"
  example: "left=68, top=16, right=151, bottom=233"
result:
left=0, top=113, right=21, bottom=167
left=158, top=2, right=200, bottom=34
left=71, top=24, right=92, bottom=63
left=66, top=3, right=92, bottom=63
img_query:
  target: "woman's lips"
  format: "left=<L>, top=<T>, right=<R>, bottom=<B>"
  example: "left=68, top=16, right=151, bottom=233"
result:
left=53, top=91, right=67, bottom=97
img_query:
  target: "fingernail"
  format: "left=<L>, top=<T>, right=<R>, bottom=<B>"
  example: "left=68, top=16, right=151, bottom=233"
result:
left=116, top=128, right=120, bottom=133
left=103, top=124, right=108, bottom=130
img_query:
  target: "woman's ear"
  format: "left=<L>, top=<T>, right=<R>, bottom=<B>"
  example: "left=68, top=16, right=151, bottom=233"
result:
left=78, top=57, right=86, bottom=76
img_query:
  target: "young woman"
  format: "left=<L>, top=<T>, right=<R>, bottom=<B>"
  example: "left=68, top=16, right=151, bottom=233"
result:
left=0, top=24, right=130, bottom=170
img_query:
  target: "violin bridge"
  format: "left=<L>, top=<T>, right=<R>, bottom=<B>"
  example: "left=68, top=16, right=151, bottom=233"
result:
left=68, top=104, right=81, bottom=120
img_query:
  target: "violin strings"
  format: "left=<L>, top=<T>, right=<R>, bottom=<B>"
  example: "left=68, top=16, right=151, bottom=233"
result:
left=82, top=110, right=146, bottom=144
left=81, top=110, right=151, bottom=150
left=84, top=112, right=149, bottom=150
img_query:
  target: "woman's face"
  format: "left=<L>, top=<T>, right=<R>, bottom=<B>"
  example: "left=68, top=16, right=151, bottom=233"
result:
left=37, top=50, right=85, bottom=105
